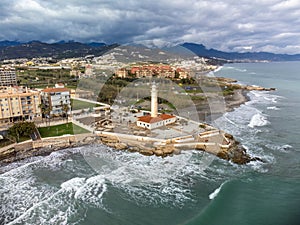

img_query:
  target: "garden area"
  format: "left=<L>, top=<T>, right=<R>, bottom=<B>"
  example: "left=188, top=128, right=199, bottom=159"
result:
left=71, top=99, right=101, bottom=110
left=38, top=123, right=89, bottom=138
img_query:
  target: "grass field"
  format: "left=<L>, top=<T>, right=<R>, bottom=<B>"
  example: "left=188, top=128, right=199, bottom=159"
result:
left=38, top=123, right=89, bottom=138
left=71, top=99, right=101, bottom=110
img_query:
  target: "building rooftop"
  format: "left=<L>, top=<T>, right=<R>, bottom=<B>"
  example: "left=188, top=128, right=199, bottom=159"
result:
left=138, top=114, right=176, bottom=124
left=42, top=87, right=70, bottom=93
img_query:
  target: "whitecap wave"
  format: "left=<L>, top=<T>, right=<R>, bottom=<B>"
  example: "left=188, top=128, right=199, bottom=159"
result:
left=246, top=91, right=283, bottom=106
left=267, top=106, right=280, bottom=110
left=213, top=66, right=223, bottom=73
left=248, top=113, right=269, bottom=128
left=282, top=144, right=293, bottom=150
left=209, top=181, right=226, bottom=200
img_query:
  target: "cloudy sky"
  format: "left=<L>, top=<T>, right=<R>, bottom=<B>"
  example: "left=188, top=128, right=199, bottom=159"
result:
left=1, top=0, right=300, bottom=54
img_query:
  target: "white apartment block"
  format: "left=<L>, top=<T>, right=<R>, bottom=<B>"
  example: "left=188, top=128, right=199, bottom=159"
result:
left=41, top=87, right=71, bottom=116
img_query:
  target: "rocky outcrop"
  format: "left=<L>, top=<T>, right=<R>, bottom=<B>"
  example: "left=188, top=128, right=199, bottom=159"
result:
left=98, top=133, right=260, bottom=165
left=0, top=132, right=262, bottom=167
left=0, top=148, right=16, bottom=161
left=218, top=77, right=276, bottom=92
left=217, top=145, right=251, bottom=164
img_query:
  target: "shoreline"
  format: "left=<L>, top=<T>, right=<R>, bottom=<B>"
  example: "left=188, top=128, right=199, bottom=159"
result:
left=0, top=90, right=260, bottom=170
left=0, top=79, right=271, bottom=169
left=225, top=89, right=250, bottom=112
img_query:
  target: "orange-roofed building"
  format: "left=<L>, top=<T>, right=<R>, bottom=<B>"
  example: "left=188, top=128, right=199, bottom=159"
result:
left=137, top=114, right=176, bottom=129
left=176, top=68, right=189, bottom=79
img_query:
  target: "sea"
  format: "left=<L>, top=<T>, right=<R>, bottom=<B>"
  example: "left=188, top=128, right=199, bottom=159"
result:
left=1, top=62, right=300, bottom=225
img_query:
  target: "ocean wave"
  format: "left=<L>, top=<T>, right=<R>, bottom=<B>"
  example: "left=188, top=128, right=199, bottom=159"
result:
left=82, top=148, right=219, bottom=208
left=267, top=106, right=280, bottom=110
left=222, top=66, right=247, bottom=72
left=6, top=174, right=109, bottom=225
left=248, top=113, right=269, bottom=128
left=265, top=143, right=293, bottom=152
left=246, top=91, right=283, bottom=106
left=213, top=66, right=223, bottom=73
left=209, top=181, right=227, bottom=200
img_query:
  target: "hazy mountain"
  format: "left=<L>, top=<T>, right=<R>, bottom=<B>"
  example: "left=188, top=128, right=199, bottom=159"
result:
left=2, top=40, right=300, bottom=62
left=179, top=43, right=300, bottom=62
left=0, top=40, right=23, bottom=47
left=87, top=42, right=106, bottom=47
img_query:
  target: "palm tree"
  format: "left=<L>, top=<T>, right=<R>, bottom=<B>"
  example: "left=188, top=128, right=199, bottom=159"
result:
left=62, top=103, right=70, bottom=122
left=38, top=103, right=46, bottom=122
left=44, top=106, right=52, bottom=126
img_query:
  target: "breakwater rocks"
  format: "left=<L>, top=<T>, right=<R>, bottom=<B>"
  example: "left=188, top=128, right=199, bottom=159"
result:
left=0, top=132, right=262, bottom=167
left=99, top=133, right=260, bottom=165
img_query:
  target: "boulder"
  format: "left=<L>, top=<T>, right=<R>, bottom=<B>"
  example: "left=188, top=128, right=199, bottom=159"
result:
left=114, top=143, right=128, bottom=150
left=154, top=149, right=164, bottom=157
left=140, top=149, right=154, bottom=156
left=162, top=145, right=175, bottom=155
left=0, top=148, right=16, bottom=161
left=83, top=136, right=96, bottom=144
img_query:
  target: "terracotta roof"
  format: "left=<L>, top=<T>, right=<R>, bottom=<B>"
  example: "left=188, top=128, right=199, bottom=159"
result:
left=138, top=114, right=176, bottom=124
left=159, top=114, right=176, bottom=120
left=42, top=87, right=70, bottom=93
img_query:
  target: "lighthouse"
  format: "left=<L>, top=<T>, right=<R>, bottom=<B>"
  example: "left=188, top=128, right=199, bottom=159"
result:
left=136, top=82, right=176, bottom=129
left=151, top=82, right=158, bottom=117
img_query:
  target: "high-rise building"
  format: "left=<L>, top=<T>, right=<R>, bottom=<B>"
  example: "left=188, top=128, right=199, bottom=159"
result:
left=0, top=86, right=41, bottom=124
left=0, top=67, right=17, bottom=86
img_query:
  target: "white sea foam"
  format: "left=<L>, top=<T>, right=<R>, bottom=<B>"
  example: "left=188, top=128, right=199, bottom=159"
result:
left=267, top=106, right=280, bottom=110
left=6, top=173, right=109, bottom=225
left=265, top=143, right=293, bottom=152
left=61, top=177, right=86, bottom=192
left=209, top=181, right=226, bottom=200
left=82, top=148, right=215, bottom=208
left=213, top=66, right=223, bottom=73
left=248, top=113, right=269, bottom=128
left=282, top=144, right=293, bottom=150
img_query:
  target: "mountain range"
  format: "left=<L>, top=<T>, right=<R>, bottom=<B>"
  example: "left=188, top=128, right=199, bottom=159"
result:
left=0, top=41, right=118, bottom=61
left=178, top=43, right=300, bottom=62
left=1, top=40, right=300, bottom=62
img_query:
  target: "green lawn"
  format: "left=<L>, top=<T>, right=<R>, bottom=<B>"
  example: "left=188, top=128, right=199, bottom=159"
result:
left=38, top=123, right=89, bottom=138
left=71, top=99, right=101, bottom=110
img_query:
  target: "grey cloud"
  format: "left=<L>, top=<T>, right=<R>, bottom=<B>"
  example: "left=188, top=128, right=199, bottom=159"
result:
left=0, top=0, right=300, bottom=53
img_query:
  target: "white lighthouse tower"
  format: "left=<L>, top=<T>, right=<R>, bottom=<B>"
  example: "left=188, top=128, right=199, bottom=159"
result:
left=151, top=82, right=158, bottom=117
left=136, top=82, right=176, bottom=129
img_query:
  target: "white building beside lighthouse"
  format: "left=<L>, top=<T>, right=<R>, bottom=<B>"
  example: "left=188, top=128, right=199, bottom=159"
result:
left=136, top=83, right=176, bottom=129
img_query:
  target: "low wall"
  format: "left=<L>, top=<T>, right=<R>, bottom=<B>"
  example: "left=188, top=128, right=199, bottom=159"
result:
left=0, top=134, right=97, bottom=164
left=96, top=131, right=167, bottom=144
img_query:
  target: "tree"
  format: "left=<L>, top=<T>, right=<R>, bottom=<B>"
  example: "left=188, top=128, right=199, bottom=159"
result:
left=44, top=105, right=52, bottom=125
left=61, top=103, right=70, bottom=122
left=38, top=103, right=46, bottom=122
left=8, top=122, right=36, bottom=143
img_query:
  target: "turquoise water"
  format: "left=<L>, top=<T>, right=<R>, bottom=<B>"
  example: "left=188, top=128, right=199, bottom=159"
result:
left=1, top=62, right=300, bottom=225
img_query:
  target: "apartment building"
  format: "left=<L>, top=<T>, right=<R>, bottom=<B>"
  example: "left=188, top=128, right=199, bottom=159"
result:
left=0, top=86, right=41, bottom=124
left=0, top=67, right=17, bottom=86
left=41, top=87, right=71, bottom=117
